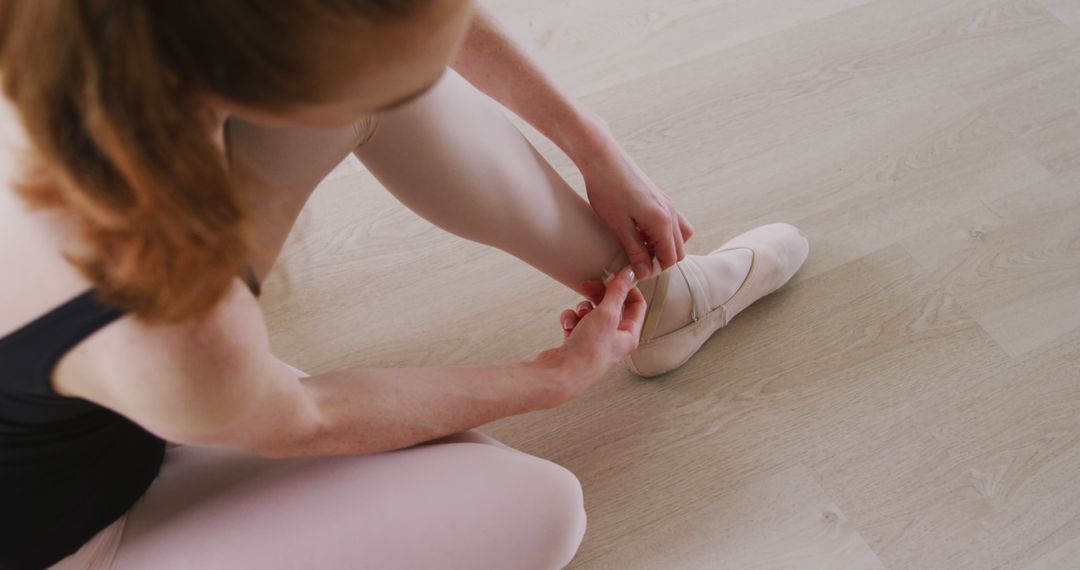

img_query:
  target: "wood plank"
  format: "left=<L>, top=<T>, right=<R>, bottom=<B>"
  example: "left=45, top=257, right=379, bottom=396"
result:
left=925, top=330, right=1080, bottom=569
left=950, top=38, right=1080, bottom=176
left=572, top=464, right=884, bottom=570
left=1025, top=528, right=1080, bottom=570
left=901, top=174, right=1080, bottom=357
left=485, top=0, right=878, bottom=97
left=1039, top=0, right=1080, bottom=31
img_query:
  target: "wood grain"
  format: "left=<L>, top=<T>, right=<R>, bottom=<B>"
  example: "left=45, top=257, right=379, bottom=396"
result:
left=575, top=464, right=885, bottom=570
left=1039, top=0, right=1080, bottom=31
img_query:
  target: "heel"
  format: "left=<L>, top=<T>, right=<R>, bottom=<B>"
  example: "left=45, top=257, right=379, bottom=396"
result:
left=626, top=307, right=727, bottom=378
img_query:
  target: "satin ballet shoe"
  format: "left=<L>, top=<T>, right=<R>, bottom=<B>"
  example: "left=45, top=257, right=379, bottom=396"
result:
left=625, top=222, right=810, bottom=378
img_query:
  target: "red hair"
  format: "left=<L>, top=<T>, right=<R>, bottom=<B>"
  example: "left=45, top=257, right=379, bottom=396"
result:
left=0, top=0, right=422, bottom=322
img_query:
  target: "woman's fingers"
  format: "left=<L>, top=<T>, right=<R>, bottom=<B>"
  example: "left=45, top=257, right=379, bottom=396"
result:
left=561, top=301, right=596, bottom=339
left=615, top=220, right=654, bottom=280
left=671, top=212, right=686, bottom=262
left=560, top=309, right=578, bottom=332
left=619, top=286, right=647, bottom=339
left=567, top=267, right=646, bottom=352
left=598, top=266, right=637, bottom=315
left=581, top=281, right=604, bottom=305
left=646, top=216, right=678, bottom=271
left=676, top=211, right=694, bottom=242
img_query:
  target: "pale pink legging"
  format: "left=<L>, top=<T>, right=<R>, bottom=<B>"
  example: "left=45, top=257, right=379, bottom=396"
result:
left=50, top=67, right=653, bottom=570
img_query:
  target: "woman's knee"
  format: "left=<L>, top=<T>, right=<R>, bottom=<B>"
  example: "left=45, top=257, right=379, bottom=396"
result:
left=540, top=464, right=588, bottom=569
left=410, top=439, right=586, bottom=567
left=491, top=448, right=587, bottom=569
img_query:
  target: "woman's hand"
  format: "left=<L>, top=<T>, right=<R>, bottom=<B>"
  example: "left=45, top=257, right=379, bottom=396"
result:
left=575, top=120, right=694, bottom=280
left=533, top=266, right=647, bottom=405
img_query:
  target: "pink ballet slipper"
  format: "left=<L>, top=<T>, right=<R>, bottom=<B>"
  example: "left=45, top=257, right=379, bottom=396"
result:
left=626, top=223, right=810, bottom=378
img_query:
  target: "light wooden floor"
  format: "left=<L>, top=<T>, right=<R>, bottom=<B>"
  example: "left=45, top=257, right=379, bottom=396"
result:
left=258, top=1, right=1080, bottom=568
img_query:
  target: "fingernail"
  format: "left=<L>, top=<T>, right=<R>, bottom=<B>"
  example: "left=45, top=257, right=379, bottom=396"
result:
left=625, top=269, right=636, bottom=283
left=634, top=262, right=650, bottom=278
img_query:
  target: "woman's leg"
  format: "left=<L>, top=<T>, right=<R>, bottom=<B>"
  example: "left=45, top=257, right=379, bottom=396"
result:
left=354, top=69, right=627, bottom=294
left=225, top=115, right=377, bottom=282
left=353, top=68, right=754, bottom=342
left=102, top=437, right=584, bottom=570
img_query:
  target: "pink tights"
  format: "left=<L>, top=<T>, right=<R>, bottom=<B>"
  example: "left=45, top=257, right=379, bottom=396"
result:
left=50, top=430, right=585, bottom=570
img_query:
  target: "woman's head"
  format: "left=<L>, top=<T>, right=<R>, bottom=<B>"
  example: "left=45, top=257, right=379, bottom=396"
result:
left=158, top=0, right=476, bottom=128
left=0, top=0, right=474, bottom=322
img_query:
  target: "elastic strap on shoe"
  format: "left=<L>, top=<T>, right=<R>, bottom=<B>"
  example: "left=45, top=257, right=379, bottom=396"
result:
left=639, top=267, right=670, bottom=343
left=674, top=261, right=702, bottom=322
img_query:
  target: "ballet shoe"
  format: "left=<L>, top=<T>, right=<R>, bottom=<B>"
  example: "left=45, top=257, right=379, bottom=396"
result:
left=625, top=222, right=810, bottom=378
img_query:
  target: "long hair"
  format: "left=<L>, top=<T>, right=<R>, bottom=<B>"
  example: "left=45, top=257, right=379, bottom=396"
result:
left=0, top=1, right=422, bottom=322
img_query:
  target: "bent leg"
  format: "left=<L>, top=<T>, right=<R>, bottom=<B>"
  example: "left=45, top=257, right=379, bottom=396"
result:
left=353, top=68, right=756, bottom=352
left=107, top=439, right=585, bottom=570
left=354, top=68, right=628, bottom=295
left=226, top=115, right=375, bottom=282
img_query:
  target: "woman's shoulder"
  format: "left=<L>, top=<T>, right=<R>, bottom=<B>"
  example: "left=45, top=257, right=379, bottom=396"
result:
left=1, top=167, right=269, bottom=411
left=0, top=93, right=275, bottom=439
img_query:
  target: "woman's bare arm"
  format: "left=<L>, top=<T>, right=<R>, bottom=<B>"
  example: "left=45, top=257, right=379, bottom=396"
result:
left=450, top=5, right=695, bottom=279
left=276, top=360, right=560, bottom=458
left=449, top=3, right=609, bottom=168
left=68, top=279, right=566, bottom=459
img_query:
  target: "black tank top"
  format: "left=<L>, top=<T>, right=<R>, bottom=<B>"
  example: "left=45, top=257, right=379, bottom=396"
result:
left=0, top=272, right=261, bottom=569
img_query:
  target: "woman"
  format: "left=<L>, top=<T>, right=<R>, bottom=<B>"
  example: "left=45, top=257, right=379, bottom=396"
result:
left=0, top=1, right=809, bottom=568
